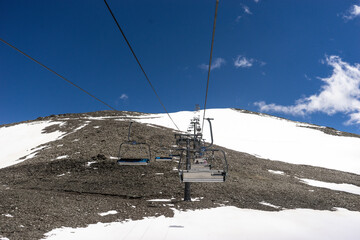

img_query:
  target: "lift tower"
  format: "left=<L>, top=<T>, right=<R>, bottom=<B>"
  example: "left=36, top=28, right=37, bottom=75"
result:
left=176, top=116, right=228, bottom=201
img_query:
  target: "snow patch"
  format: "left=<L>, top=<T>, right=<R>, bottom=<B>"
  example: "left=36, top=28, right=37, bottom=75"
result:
left=147, top=199, right=173, bottom=202
left=0, top=121, right=65, bottom=169
left=190, top=197, right=203, bottom=202
left=299, top=178, right=360, bottom=196
left=268, top=170, right=285, bottom=175
left=57, top=172, right=70, bottom=177
left=73, top=122, right=89, bottom=132
left=86, top=161, right=96, bottom=167
left=22, top=145, right=48, bottom=161
left=61, top=122, right=90, bottom=137
left=259, top=201, right=281, bottom=209
left=98, top=210, right=118, bottom=217
left=84, top=116, right=126, bottom=121
left=2, top=214, right=13, bottom=218
left=55, top=155, right=68, bottom=160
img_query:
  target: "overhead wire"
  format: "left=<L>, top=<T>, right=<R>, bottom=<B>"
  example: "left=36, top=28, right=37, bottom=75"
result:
left=103, top=0, right=180, bottom=131
left=201, top=0, right=219, bottom=132
left=0, top=37, right=118, bottom=111
left=2, top=0, right=218, bottom=132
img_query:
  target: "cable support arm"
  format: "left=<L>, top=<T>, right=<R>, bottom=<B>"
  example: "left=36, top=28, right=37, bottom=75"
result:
left=203, top=118, right=214, bottom=149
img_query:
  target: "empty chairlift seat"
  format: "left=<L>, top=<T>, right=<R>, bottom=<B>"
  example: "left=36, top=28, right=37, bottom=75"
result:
left=117, top=121, right=151, bottom=166
left=178, top=150, right=228, bottom=183
left=155, top=156, right=173, bottom=161
left=155, top=147, right=180, bottom=162
left=117, top=141, right=151, bottom=166
left=117, top=158, right=150, bottom=165
left=170, top=154, right=181, bottom=160
left=180, top=169, right=226, bottom=183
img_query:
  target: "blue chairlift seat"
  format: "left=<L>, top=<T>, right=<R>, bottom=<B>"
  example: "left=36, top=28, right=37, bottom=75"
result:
left=117, top=122, right=151, bottom=166
left=117, top=158, right=150, bottom=165
left=155, top=156, right=173, bottom=161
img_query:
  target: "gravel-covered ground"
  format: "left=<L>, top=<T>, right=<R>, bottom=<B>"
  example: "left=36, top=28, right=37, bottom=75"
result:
left=1, top=111, right=359, bottom=239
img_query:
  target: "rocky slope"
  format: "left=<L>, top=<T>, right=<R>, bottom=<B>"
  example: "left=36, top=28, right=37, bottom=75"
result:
left=0, top=111, right=359, bottom=239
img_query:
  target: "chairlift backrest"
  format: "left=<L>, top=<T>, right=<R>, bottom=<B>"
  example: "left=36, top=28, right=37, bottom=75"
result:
left=177, top=118, right=228, bottom=183
left=117, top=121, right=151, bottom=166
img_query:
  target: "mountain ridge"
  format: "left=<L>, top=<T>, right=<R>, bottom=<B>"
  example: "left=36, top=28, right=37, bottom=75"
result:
left=2, top=108, right=359, bottom=138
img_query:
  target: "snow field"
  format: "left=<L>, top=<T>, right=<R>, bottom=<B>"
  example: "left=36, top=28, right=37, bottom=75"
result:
left=42, top=207, right=360, bottom=240
left=136, top=108, right=360, bottom=175
left=0, top=121, right=65, bottom=169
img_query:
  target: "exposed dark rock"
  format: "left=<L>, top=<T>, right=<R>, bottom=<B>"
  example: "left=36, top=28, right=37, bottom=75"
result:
left=0, top=111, right=359, bottom=239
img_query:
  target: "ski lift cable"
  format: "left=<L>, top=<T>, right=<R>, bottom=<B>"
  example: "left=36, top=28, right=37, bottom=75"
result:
left=201, top=0, right=219, bottom=132
left=0, top=38, right=118, bottom=111
left=103, top=0, right=180, bottom=131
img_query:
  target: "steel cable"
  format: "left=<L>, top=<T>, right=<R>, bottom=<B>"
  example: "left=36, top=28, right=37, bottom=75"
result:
left=103, top=0, right=180, bottom=131
left=202, top=0, right=219, bottom=132
left=0, top=38, right=118, bottom=111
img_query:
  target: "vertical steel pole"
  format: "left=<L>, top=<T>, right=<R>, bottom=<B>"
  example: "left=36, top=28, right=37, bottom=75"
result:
left=184, top=138, right=191, bottom=201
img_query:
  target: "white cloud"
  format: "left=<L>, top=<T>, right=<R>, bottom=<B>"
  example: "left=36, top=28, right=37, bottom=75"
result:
left=254, top=0, right=260, bottom=3
left=243, top=5, right=252, bottom=15
left=199, top=58, right=226, bottom=71
left=259, top=61, right=267, bottom=66
left=236, top=5, right=254, bottom=23
left=344, top=4, right=360, bottom=20
left=119, top=94, right=128, bottom=100
left=235, top=16, right=242, bottom=22
left=234, top=55, right=253, bottom=68
left=254, top=56, right=360, bottom=125
left=234, top=56, right=266, bottom=68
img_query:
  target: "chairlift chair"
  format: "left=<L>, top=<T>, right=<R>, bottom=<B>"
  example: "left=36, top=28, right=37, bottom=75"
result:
left=178, top=149, right=228, bottom=183
left=155, top=156, right=173, bottom=161
left=191, top=157, right=211, bottom=171
left=169, top=154, right=181, bottom=160
left=155, top=147, right=173, bottom=162
left=178, top=118, right=228, bottom=183
left=117, top=122, right=151, bottom=166
left=181, top=169, right=226, bottom=182
left=155, top=146, right=180, bottom=162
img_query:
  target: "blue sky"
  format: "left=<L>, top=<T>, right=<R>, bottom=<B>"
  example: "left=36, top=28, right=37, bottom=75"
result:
left=1, top=0, right=360, bottom=133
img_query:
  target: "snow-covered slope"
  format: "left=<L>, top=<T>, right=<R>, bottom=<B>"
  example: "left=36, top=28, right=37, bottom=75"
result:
left=42, top=207, right=360, bottom=240
left=2, top=108, right=359, bottom=175
left=137, top=108, right=360, bottom=175
left=1, top=109, right=359, bottom=240
left=0, top=121, right=65, bottom=169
